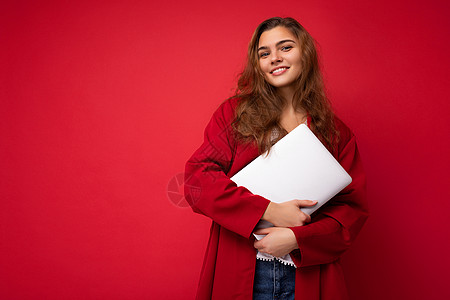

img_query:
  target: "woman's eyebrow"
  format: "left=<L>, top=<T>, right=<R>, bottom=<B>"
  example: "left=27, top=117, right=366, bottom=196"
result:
left=257, top=39, right=296, bottom=52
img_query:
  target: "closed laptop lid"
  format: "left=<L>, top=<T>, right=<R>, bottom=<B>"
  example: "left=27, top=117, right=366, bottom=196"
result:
left=230, top=124, right=352, bottom=216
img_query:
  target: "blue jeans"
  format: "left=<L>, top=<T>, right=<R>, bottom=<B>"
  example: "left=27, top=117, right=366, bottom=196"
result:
left=253, top=259, right=296, bottom=300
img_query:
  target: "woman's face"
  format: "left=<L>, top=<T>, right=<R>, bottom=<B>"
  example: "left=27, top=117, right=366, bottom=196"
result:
left=257, top=26, right=302, bottom=92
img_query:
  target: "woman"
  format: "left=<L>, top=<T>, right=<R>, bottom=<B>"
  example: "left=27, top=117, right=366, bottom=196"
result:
left=184, top=17, right=369, bottom=300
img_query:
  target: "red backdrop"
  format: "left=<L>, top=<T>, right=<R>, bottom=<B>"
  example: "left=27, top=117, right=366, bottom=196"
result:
left=1, top=0, right=449, bottom=299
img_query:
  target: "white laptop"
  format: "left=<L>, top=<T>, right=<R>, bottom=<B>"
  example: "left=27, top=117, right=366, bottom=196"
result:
left=230, top=124, right=351, bottom=239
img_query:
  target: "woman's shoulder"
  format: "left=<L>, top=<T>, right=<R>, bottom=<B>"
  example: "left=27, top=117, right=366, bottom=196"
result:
left=219, top=96, right=241, bottom=112
left=211, top=96, right=241, bottom=123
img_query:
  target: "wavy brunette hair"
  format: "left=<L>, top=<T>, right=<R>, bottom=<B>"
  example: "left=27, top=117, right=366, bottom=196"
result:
left=231, top=17, right=338, bottom=153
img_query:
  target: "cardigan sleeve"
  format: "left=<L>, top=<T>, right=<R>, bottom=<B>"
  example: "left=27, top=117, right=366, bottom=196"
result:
left=288, top=125, right=369, bottom=268
left=184, top=101, right=271, bottom=239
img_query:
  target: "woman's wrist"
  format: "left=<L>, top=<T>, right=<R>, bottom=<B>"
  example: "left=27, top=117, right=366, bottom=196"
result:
left=262, top=202, right=277, bottom=224
left=287, top=228, right=299, bottom=251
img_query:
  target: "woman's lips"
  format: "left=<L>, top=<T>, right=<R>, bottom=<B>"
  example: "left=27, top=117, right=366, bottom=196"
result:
left=270, top=67, right=289, bottom=76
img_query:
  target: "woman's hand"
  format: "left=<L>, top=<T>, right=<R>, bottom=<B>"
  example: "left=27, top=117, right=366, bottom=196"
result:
left=253, top=227, right=298, bottom=258
left=262, top=200, right=316, bottom=227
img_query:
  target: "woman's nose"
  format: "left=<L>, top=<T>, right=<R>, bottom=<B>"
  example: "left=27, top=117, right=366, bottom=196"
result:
left=270, top=52, right=282, bottom=63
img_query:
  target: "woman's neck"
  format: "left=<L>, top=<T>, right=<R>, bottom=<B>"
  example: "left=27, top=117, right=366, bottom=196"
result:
left=279, top=101, right=307, bottom=133
left=277, top=86, right=295, bottom=106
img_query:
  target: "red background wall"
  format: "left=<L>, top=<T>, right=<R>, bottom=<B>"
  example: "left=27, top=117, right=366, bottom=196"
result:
left=1, top=0, right=449, bottom=299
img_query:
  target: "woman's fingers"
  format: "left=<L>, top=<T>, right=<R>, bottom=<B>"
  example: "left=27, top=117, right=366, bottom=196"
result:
left=294, top=199, right=317, bottom=207
left=253, top=228, right=273, bottom=248
left=292, top=200, right=315, bottom=224
left=253, top=228, right=298, bottom=257
left=303, top=213, right=311, bottom=224
left=262, top=200, right=316, bottom=227
left=253, top=228, right=272, bottom=235
left=254, top=228, right=273, bottom=251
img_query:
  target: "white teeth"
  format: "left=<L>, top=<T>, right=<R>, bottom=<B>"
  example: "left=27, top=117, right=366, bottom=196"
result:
left=272, top=67, right=287, bottom=74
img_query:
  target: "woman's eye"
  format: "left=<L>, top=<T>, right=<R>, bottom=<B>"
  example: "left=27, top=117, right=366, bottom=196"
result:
left=259, top=52, right=269, bottom=58
left=281, top=46, right=293, bottom=51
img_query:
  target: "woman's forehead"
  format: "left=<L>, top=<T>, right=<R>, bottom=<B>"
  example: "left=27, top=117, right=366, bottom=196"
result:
left=258, top=27, right=297, bottom=48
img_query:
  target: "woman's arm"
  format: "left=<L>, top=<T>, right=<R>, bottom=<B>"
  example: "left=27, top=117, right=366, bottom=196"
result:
left=184, top=101, right=270, bottom=239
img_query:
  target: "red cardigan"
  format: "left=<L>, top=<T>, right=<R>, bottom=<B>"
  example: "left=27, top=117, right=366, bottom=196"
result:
left=184, top=97, right=369, bottom=300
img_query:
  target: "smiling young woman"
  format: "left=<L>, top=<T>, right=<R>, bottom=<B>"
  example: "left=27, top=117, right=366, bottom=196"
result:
left=257, top=26, right=306, bottom=134
left=185, top=17, right=369, bottom=300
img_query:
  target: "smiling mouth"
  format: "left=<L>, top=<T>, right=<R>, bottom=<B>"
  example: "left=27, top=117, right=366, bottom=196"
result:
left=270, top=67, right=289, bottom=75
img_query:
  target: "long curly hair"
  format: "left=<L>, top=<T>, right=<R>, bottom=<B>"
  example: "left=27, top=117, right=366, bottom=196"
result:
left=231, top=17, right=338, bottom=153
